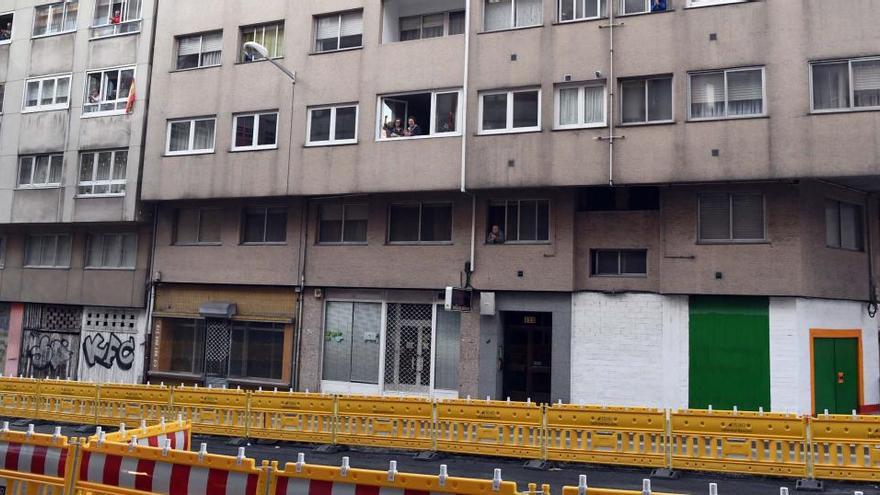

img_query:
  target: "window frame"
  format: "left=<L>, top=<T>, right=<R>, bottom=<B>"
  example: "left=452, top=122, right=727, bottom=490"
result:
left=553, top=82, right=607, bottom=130
left=228, top=321, right=286, bottom=380
left=90, top=0, right=142, bottom=38
left=240, top=206, right=288, bottom=245
left=82, top=65, right=136, bottom=117
left=619, top=0, right=667, bottom=15
left=590, top=249, right=649, bottom=277
left=313, top=10, right=363, bottom=54
left=618, top=75, right=674, bottom=125
left=77, top=149, right=128, bottom=198
left=697, top=192, right=767, bottom=244
left=84, top=232, right=138, bottom=270
left=557, top=0, right=606, bottom=22
left=165, top=116, right=217, bottom=156
left=0, top=11, right=15, bottom=45
left=307, top=104, right=359, bottom=146
left=24, top=234, right=72, bottom=269
left=825, top=199, right=865, bottom=252
left=175, top=31, right=223, bottom=71
left=483, top=0, right=544, bottom=31
left=687, top=66, right=766, bottom=121
left=396, top=10, right=465, bottom=42
left=22, top=73, right=72, bottom=112
left=173, top=208, right=223, bottom=246
left=478, top=88, right=542, bottom=135
left=17, top=154, right=63, bottom=189
left=375, top=88, right=463, bottom=141
left=809, top=56, right=880, bottom=114
left=231, top=111, right=280, bottom=151
left=32, top=1, right=78, bottom=38
left=317, top=203, right=369, bottom=245
left=239, top=21, right=285, bottom=62
left=487, top=199, right=552, bottom=244
left=387, top=202, right=454, bottom=245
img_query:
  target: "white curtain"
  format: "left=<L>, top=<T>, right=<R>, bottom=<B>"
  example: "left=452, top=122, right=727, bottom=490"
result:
left=853, top=59, right=880, bottom=108
left=559, top=87, right=579, bottom=125
left=647, top=78, right=672, bottom=121
left=727, top=69, right=763, bottom=116
left=812, top=63, right=849, bottom=110
left=583, top=85, right=604, bottom=123
left=169, top=122, right=190, bottom=151
left=484, top=0, right=512, bottom=30
left=515, top=0, right=542, bottom=27
left=201, top=32, right=222, bottom=65
left=691, top=72, right=725, bottom=118
left=621, top=81, right=646, bottom=123
left=193, top=120, right=215, bottom=150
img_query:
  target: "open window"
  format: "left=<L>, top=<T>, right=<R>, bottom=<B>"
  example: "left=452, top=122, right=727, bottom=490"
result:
left=377, top=89, right=461, bottom=140
left=620, top=0, right=667, bottom=14
left=91, top=0, right=142, bottom=38
left=84, top=66, right=135, bottom=116
left=381, top=0, right=465, bottom=43
left=0, top=12, right=12, bottom=43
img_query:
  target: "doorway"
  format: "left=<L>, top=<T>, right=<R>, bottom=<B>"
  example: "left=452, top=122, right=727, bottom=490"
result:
left=812, top=330, right=861, bottom=415
left=502, top=312, right=552, bottom=403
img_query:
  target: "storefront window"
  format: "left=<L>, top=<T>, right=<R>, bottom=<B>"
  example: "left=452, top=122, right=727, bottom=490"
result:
left=161, top=319, right=204, bottom=374
left=229, top=321, right=285, bottom=380
left=323, top=302, right=381, bottom=384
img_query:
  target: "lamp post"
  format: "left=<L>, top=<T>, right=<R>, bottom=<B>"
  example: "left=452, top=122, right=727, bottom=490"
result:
left=243, top=41, right=296, bottom=82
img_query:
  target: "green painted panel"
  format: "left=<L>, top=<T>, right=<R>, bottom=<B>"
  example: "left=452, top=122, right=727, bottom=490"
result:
left=689, top=296, right=771, bottom=411
left=813, top=338, right=838, bottom=414
left=834, top=338, right=859, bottom=414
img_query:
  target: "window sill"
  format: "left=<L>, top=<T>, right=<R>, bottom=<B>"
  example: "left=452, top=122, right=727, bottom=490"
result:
left=315, top=242, right=368, bottom=246
left=826, top=245, right=866, bottom=253
left=386, top=241, right=454, bottom=246
left=76, top=194, right=126, bottom=199
left=697, top=240, right=769, bottom=245
left=377, top=133, right=461, bottom=142
left=309, top=46, right=363, bottom=56
left=684, top=0, right=750, bottom=9
left=485, top=241, right=551, bottom=246
left=552, top=124, right=607, bottom=132
left=615, top=9, right=674, bottom=18
left=305, top=140, right=359, bottom=148
left=591, top=274, right=649, bottom=278
left=381, top=34, right=463, bottom=46
left=82, top=110, right=128, bottom=119
left=0, top=40, right=10, bottom=46
left=230, top=146, right=279, bottom=153
left=89, top=29, right=141, bottom=41
left=22, top=106, right=70, bottom=114
left=686, top=114, right=769, bottom=123
left=478, top=24, right=544, bottom=35
left=84, top=267, right=136, bottom=271
left=240, top=242, right=288, bottom=246
left=173, top=242, right=223, bottom=247
left=552, top=16, right=607, bottom=26
left=617, top=120, right=677, bottom=128
left=31, top=30, right=76, bottom=40
left=809, top=107, right=880, bottom=116
left=23, top=266, right=71, bottom=270
left=164, top=150, right=215, bottom=157
left=476, top=128, right=542, bottom=137
left=16, top=186, right=62, bottom=191
left=171, top=65, right=222, bottom=74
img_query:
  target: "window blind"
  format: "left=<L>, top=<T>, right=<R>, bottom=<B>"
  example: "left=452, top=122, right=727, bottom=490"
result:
left=202, top=32, right=222, bottom=53
left=727, top=70, right=763, bottom=101
left=731, top=194, right=764, bottom=240
left=316, top=15, right=339, bottom=39
left=699, top=193, right=731, bottom=240
left=340, top=12, right=363, bottom=36
left=853, top=60, right=880, bottom=91
left=691, top=73, right=725, bottom=104
left=178, top=36, right=201, bottom=56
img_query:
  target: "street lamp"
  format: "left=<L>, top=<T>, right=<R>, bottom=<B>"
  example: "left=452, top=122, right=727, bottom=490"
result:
left=243, top=41, right=296, bottom=83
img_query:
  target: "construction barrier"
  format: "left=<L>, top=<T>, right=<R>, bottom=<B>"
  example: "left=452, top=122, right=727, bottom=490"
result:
left=249, top=389, right=335, bottom=444
left=171, top=385, right=250, bottom=438
left=810, top=413, right=880, bottom=482
left=335, top=395, right=434, bottom=450
left=0, top=376, right=41, bottom=419
left=0, top=424, right=73, bottom=495
left=97, top=382, right=174, bottom=427
left=38, top=380, right=100, bottom=425
left=100, top=418, right=192, bottom=451
left=436, top=398, right=544, bottom=459
left=561, top=476, right=684, bottom=495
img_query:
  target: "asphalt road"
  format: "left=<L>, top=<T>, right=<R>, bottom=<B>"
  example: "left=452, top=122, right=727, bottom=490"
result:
left=11, top=419, right=880, bottom=495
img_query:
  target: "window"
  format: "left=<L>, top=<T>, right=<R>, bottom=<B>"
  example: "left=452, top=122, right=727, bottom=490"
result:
left=23, top=74, right=71, bottom=112
left=174, top=208, right=222, bottom=245
left=33, top=1, right=78, bottom=37
left=242, top=207, right=287, bottom=244
left=699, top=193, right=765, bottom=243
left=232, top=112, right=278, bottom=151
left=240, top=22, right=284, bottom=62
left=621, top=76, right=673, bottom=124
left=318, top=204, right=368, bottom=244
left=166, top=117, right=216, bottom=155
left=230, top=322, right=285, bottom=380
left=591, top=250, right=648, bottom=276
left=388, top=203, right=453, bottom=243
left=479, top=88, right=540, bottom=133
left=158, top=319, right=205, bottom=374
left=18, top=154, right=63, bottom=188
left=307, top=104, right=358, bottom=145
left=0, top=12, right=13, bottom=43
left=397, top=10, right=465, bottom=42
left=378, top=90, right=461, bottom=139
left=620, top=0, right=667, bottom=14
left=484, top=0, right=542, bottom=31
left=85, top=233, right=137, bottom=269
left=558, top=0, right=606, bottom=21
left=0, top=84, right=4, bottom=113
left=487, top=200, right=550, bottom=243
left=555, top=83, right=605, bottom=129
left=825, top=200, right=864, bottom=251
left=91, top=0, right=142, bottom=37
left=84, top=66, right=135, bottom=115
left=0, top=237, right=6, bottom=269
left=78, top=150, right=127, bottom=196
left=24, top=234, right=72, bottom=268
left=689, top=67, right=765, bottom=120
left=315, top=11, right=362, bottom=52
left=176, top=31, right=222, bottom=70
left=578, top=186, right=660, bottom=211
left=323, top=302, right=382, bottom=385
left=811, top=57, right=880, bottom=112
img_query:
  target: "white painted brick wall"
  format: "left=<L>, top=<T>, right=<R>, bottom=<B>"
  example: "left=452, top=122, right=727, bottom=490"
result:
left=769, top=298, right=800, bottom=413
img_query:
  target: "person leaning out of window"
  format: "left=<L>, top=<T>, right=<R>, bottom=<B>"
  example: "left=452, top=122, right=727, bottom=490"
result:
left=487, top=224, right=505, bottom=244
left=651, top=0, right=667, bottom=12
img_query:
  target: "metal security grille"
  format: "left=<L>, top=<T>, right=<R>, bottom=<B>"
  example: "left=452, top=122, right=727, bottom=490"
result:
left=82, top=307, right=139, bottom=333
left=41, top=305, right=83, bottom=332
left=384, top=303, right=432, bottom=394
left=204, top=318, right=230, bottom=377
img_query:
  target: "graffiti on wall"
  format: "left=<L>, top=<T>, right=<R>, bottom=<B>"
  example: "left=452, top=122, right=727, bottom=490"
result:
left=82, top=333, right=136, bottom=370
left=19, top=331, right=79, bottom=379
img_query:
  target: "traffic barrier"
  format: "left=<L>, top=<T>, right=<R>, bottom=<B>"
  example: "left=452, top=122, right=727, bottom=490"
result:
left=810, top=413, right=880, bottom=482
left=336, top=395, right=434, bottom=450
left=561, top=475, right=685, bottom=495
left=0, top=423, right=73, bottom=495
left=38, top=379, right=100, bottom=425
left=546, top=404, right=667, bottom=468
left=436, top=398, right=544, bottom=459
left=101, top=417, right=192, bottom=451
left=171, top=385, right=250, bottom=438
left=0, top=376, right=41, bottom=419
left=96, top=382, right=174, bottom=427
left=249, top=389, right=335, bottom=444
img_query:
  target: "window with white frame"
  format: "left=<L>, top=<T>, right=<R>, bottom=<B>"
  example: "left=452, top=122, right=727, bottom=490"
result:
left=315, top=11, right=363, bottom=52
left=78, top=150, right=127, bottom=197
left=166, top=117, right=216, bottom=155
left=825, top=199, right=864, bottom=251
left=240, top=22, right=284, bottom=62
left=25, top=234, right=71, bottom=268
left=812, top=57, right=880, bottom=112
left=388, top=203, right=453, bottom=243
left=484, top=0, right=542, bottom=31
left=176, top=31, right=222, bottom=70
left=378, top=90, right=461, bottom=139
left=487, top=200, right=550, bottom=243
left=33, top=1, right=78, bottom=37
left=18, top=154, right=63, bottom=188
left=318, top=204, right=368, bottom=244
left=175, top=208, right=223, bottom=245
left=621, top=76, right=672, bottom=124
left=480, top=88, right=541, bottom=133
left=84, top=66, right=135, bottom=115
left=91, top=0, right=142, bottom=38
left=591, top=249, right=647, bottom=276
left=620, top=0, right=667, bottom=14
left=699, top=192, right=765, bottom=243
left=308, top=104, right=357, bottom=145
left=0, top=12, right=13, bottom=43
left=689, top=67, right=765, bottom=120
left=233, top=112, right=278, bottom=151
left=397, top=10, right=465, bottom=42
left=85, top=233, right=137, bottom=269
left=558, top=0, right=606, bottom=22
left=23, top=74, right=71, bottom=112
left=686, top=0, right=745, bottom=7
left=555, top=83, right=605, bottom=129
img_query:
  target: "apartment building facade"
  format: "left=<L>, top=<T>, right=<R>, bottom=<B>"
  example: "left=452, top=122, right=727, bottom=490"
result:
left=0, top=0, right=154, bottom=383
left=134, top=0, right=880, bottom=415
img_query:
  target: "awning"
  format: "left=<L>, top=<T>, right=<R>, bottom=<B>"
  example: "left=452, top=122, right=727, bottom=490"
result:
left=198, top=302, right=237, bottom=319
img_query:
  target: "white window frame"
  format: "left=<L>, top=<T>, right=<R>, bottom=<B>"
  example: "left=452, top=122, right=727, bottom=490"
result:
left=591, top=249, right=648, bottom=277
left=18, top=154, right=63, bottom=189
left=90, top=0, right=142, bottom=38
left=22, top=73, right=72, bottom=112
left=483, top=0, right=543, bottom=31
left=619, top=75, right=674, bottom=125
left=685, top=0, right=746, bottom=7
left=165, top=117, right=217, bottom=156
left=32, top=1, right=78, bottom=38
left=0, top=11, right=14, bottom=45
left=240, top=22, right=284, bottom=62
left=478, top=88, right=542, bottom=135
left=77, top=149, right=127, bottom=198
left=553, top=82, right=606, bottom=130
left=176, top=31, right=223, bottom=70
left=24, top=234, right=72, bottom=268
left=83, top=65, right=136, bottom=117
left=396, top=10, right=465, bottom=42
left=809, top=56, right=880, bottom=114
left=697, top=192, right=767, bottom=244
left=85, top=232, right=138, bottom=269
left=307, top=104, right=359, bottom=146
left=557, top=0, right=605, bottom=22
left=619, top=0, right=655, bottom=15
left=375, top=89, right=463, bottom=141
left=687, top=66, right=766, bottom=121
left=231, top=111, right=279, bottom=151
left=314, top=11, right=363, bottom=53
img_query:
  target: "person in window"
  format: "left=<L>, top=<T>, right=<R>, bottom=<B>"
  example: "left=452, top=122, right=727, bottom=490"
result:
left=88, top=88, right=101, bottom=104
left=391, top=118, right=405, bottom=137
left=0, top=23, right=10, bottom=42
left=651, top=0, right=667, bottom=12
left=405, top=117, right=421, bottom=137
left=439, top=112, right=456, bottom=133
left=111, top=9, right=122, bottom=24
left=487, top=224, right=505, bottom=244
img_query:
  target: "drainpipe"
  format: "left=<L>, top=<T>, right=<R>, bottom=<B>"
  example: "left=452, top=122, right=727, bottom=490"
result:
left=292, top=199, right=310, bottom=390
left=460, top=0, right=475, bottom=275
left=866, top=193, right=878, bottom=317
left=599, top=2, right=623, bottom=185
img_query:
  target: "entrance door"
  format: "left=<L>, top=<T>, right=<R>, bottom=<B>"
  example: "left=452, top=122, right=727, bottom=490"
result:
left=384, top=303, right=433, bottom=394
left=813, top=337, right=860, bottom=415
left=204, top=318, right=231, bottom=388
left=502, top=312, right=552, bottom=404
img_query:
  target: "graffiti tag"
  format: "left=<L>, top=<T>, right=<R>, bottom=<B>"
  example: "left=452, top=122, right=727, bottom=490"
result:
left=82, top=333, right=136, bottom=370
left=27, top=335, right=75, bottom=373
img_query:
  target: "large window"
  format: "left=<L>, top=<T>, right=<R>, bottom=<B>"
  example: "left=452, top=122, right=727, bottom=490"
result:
left=242, top=207, right=287, bottom=244
left=230, top=322, right=285, bottom=380
left=379, top=90, right=461, bottom=139
left=591, top=249, right=647, bottom=276
left=558, top=0, right=605, bottom=21
left=85, top=233, right=137, bottom=269
left=0, top=12, right=12, bottom=43
left=621, top=76, right=673, bottom=124
left=308, top=104, right=358, bottom=145
left=812, top=57, right=880, bottom=112
left=232, top=112, right=278, bottom=151
left=689, top=67, right=765, bottom=120
left=33, top=1, right=78, bottom=37
left=176, top=31, right=222, bottom=70
left=487, top=200, right=550, bottom=243
left=315, top=11, right=363, bottom=52
left=621, top=0, right=667, bottom=14
left=397, top=10, right=465, bottom=42
left=25, top=234, right=72, bottom=268
left=78, top=150, right=127, bottom=197
left=484, top=0, right=542, bottom=31
left=158, top=319, right=205, bottom=374
left=84, top=66, right=135, bottom=115
left=166, top=117, right=216, bottom=155
left=175, top=208, right=222, bottom=245
left=318, top=204, right=368, bottom=244
left=91, top=0, right=142, bottom=38
left=699, top=193, right=765, bottom=243
left=240, top=22, right=284, bottom=62
left=480, top=88, right=540, bottom=134
left=19, top=154, right=63, bottom=188
left=555, top=83, right=605, bottom=129
left=23, top=74, right=71, bottom=112
left=323, top=302, right=382, bottom=385
left=825, top=200, right=864, bottom=251
left=388, top=203, right=453, bottom=243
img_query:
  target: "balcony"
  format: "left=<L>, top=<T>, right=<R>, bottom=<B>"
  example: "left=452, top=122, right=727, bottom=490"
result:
left=381, top=0, right=466, bottom=44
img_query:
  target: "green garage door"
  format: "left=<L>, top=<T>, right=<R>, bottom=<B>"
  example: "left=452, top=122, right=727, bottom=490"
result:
left=813, top=338, right=859, bottom=415
left=689, top=296, right=771, bottom=411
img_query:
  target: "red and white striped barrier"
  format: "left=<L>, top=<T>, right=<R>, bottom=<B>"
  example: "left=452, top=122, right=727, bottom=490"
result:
left=136, top=429, right=189, bottom=450
left=275, top=478, right=451, bottom=495
left=0, top=440, right=68, bottom=478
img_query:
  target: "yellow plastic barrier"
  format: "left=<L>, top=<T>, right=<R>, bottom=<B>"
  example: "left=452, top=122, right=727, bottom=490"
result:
left=436, top=398, right=544, bottom=459
left=562, top=482, right=684, bottom=495
left=810, top=413, right=880, bottom=482
left=101, top=419, right=192, bottom=451
left=546, top=405, right=668, bottom=468
left=97, top=382, right=174, bottom=427
left=0, top=425, right=74, bottom=495
left=670, top=409, right=807, bottom=477
left=249, top=389, right=335, bottom=444
left=38, top=379, right=100, bottom=425
left=335, top=395, right=435, bottom=450
left=171, top=386, right=250, bottom=438
left=0, top=376, right=41, bottom=419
